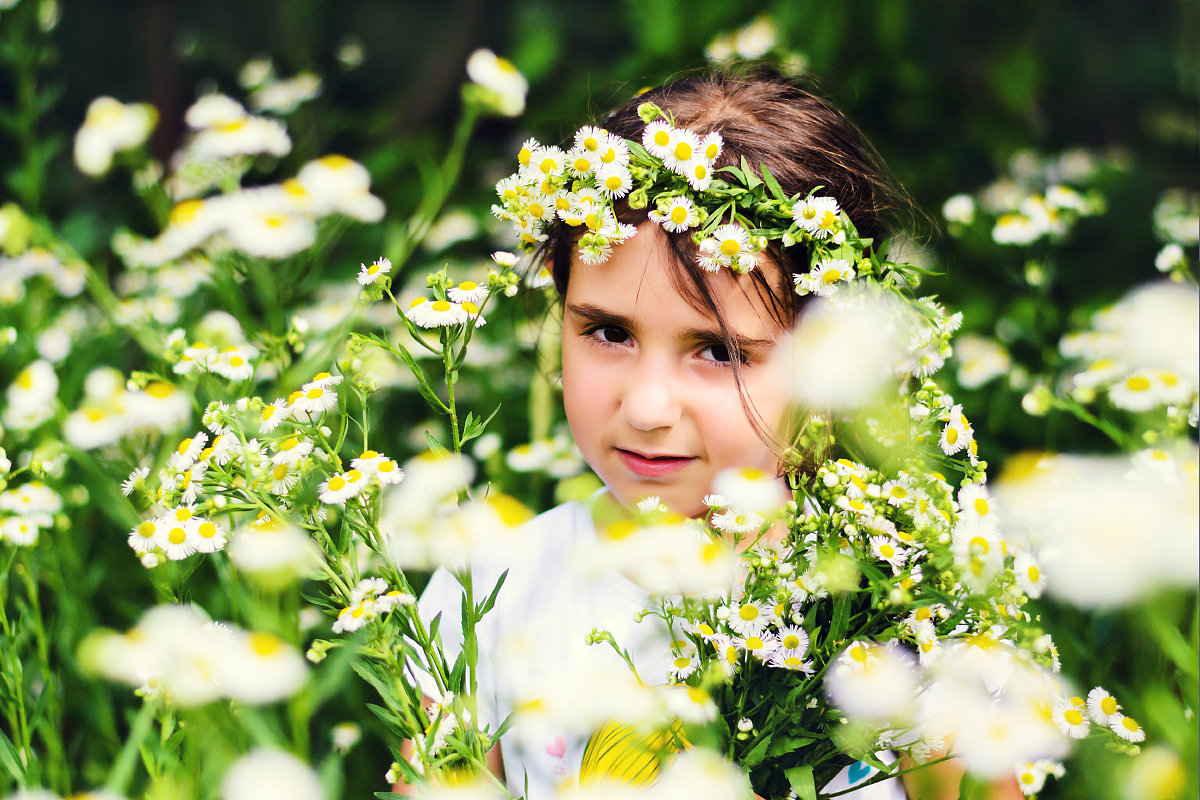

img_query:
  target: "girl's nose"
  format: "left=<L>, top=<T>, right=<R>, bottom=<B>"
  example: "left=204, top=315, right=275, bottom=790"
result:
left=619, top=361, right=682, bottom=431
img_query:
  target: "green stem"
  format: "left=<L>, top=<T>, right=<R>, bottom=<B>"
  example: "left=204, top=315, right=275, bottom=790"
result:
left=103, top=699, right=158, bottom=795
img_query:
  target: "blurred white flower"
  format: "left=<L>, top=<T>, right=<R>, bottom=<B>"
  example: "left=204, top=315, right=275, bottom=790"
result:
left=221, top=748, right=323, bottom=800
left=228, top=517, right=323, bottom=587
left=465, top=49, right=527, bottom=116
left=942, top=193, right=976, bottom=225
left=995, top=448, right=1199, bottom=607
left=953, top=334, right=1012, bottom=388
left=74, top=97, right=156, bottom=176
left=251, top=71, right=322, bottom=114
left=826, top=640, right=919, bottom=723
left=775, top=289, right=909, bottom=409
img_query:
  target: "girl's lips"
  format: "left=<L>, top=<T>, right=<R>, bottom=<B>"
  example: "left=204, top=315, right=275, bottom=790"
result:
left=616, top=448, right=696, bottom=478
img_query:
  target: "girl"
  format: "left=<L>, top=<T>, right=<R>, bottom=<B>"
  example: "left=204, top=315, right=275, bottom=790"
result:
left=415, top=70, right=1021, bottom=799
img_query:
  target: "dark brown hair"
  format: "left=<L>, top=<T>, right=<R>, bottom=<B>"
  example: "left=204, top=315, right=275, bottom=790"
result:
left=542, top=68, right=914, bottom=467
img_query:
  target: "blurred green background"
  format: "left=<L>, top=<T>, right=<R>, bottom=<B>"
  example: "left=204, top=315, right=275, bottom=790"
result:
left=1, top=1, right=1196, bottom=797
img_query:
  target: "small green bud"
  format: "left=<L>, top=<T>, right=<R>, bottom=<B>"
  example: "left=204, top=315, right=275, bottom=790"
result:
left=627, top=187, right=649, bottom=210
left=637, top=102, right=661, bottom=123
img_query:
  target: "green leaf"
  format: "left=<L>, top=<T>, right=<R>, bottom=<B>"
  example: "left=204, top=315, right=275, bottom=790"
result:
left=0, top=728, right=26, bottom=782
left=785, top=764, right=816, bottom=800
left=476, top=569, right=509, bottom=618
left=761, top=164, right=787, bottom=203
left=830, top=593, right=851, bottom=642
left=740, top=731, right=774, bottom=768
left=740, top=155, right=762, bottom=189
left=424, top=430, right=447, bottom=453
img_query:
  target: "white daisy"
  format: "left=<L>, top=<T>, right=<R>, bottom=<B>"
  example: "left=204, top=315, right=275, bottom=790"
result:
left=265, top=462, right=299, bottom=496
left=357, top=257, right=392, bottom=286
left=258, top=399, right=290, bottom=432
left=710, top=509, right=764, bottom=536
left=1086, top=687, right=1121, bottom=725
left=460, top=301, right=487, bottom=327
left=669, top=653, right=697, bottom=681
left=566, top=145, right=598, bottom=177
left=1050, top=697, right=1089, bottom=739
left=528, top=145, right=566, bottom=179
left=292, top=385, right=338, bottom=417
left=122, top=466, right=151, bottom=496
left=796, top=258, right=855, bottom=297
left=318, top=472, right=359, bottom=505
left=594, top=135, right=629, bottom=168
left=1013, top=551, right=1045, bottom=598
left=169, top=432, right=209, bottom=470
left=662, top=128, right=701, bottom=175
left=727, top=599, right=768, bottom=638
left=573, top=125, right=607, bottom=154
left=271, top=436, right=314, bottom=466
left=776, top=625, right=810, bottom=658
left=642, top=121, right=674, bottom=159
left=792, top=196, right=840, bottom=238
left=1109, top=714, right=1145, bottom=743
left=939, top=404, right=973, bottom=455
left=160, top=522, right=197, bottom=561
left=491, top=250, right=518, bottom=268
left=211, top=345, right=256, bottom=382
left=880, top=479, right=912, bottom=507
left=447, top=280, right=489, bottom=304
left=405, top=298, right=467, bottom=328
left=870, top=535, right=909, bottom=571
left=128, top=518, right=165, bottom=553
left=739, top=633, right=777, bottom=661
left=594, top=162, right=633, bottom=199
left=649, top=197, right=699, bottom=233
left=956, top=482, right=994, bottom=520
left=699, top=131, right=724, bottom=162
left=193, top=518, right=228, bottom=554
left=683, top=157, right=714, bottom=191
left=375, top=458, right=405, bottom=485
left=1108, top=371, right=1167, bottom=412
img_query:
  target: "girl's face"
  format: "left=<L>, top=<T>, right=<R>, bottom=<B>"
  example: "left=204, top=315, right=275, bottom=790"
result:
left=561, top=225, right=791, bottom=518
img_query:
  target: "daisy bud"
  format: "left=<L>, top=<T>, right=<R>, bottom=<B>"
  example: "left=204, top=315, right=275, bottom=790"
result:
left=637, top=102, right=661, bottom=123
left=627, top=186, right=649, bottom=209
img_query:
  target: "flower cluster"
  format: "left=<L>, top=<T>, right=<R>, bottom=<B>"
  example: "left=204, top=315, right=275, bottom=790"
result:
left=0, top=479, right=62, bottom=548
left=493, top=104, right=891, bottom=287
left=942, top=148, right=1111, bottom=247
left=73, top=96, right=156, bottom=177
left=83, top=604, right=307, bottom=707
left=1058, top=281, right=1198, bottom=421
left=102, top=92, right=383, bottom=268
left=332, top=577, right=414, bottom=634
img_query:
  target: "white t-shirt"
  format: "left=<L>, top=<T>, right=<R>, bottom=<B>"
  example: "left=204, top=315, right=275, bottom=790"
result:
left=418, top=499, right=905, bottom=799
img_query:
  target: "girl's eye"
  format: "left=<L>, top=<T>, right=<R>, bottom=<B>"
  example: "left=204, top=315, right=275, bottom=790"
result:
left=588, top=325, right=631, bottom=346
left=698, top=343, right=739, bottom=366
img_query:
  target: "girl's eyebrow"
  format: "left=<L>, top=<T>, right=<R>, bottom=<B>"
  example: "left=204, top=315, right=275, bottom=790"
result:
left=565, top=303, right=775, bottom=350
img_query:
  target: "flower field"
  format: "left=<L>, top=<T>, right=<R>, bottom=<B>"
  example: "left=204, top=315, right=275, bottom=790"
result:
left=0, top=2, right=1196, bottom=799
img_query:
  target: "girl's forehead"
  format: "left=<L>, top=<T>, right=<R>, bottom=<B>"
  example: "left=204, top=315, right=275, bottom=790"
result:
left=565, top=227, right=787, bottom=336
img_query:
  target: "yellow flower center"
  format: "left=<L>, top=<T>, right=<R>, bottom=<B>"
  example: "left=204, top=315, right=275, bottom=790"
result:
left=145, top=381, right=175, bottom=398
left=573, top=157, right=590, bottom=172
left=1101, top=697, right=1118, bottom=715
left=168, top=527, right=187, bottom=545
left=670, top=207, right=689, bottom=224
left=674, top=142, right=692, bottom=161
left=945, top=427, right=959, bottom=444
left=328, top=476, right=347, bottom=491
left=720, top=238, right=741, bottom=256
left=604, top=176, right=623, bottom=191
left=174, top=508, right=192, bottom=522
left=705, top=143, right=719, bottom=159
left=249, top=632, right=282, bottom=657
left=583, top=136, right=599, bottom=151
left=738, top=604, right=758, bottom=621
left=432, top=300, right=452, bottom=312
left=1126, top=375, right=1151, bottom=392
left=137, top=522, right=156, bottom=538
left=782, top=634, right=801, bottom=649
left=198, top=522, right=217, bottom=539
left=653, top=130, right=670, bottom=147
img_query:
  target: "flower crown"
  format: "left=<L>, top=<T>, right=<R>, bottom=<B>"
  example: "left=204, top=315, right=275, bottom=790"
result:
left=492, top=102, right=911, bottom=299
